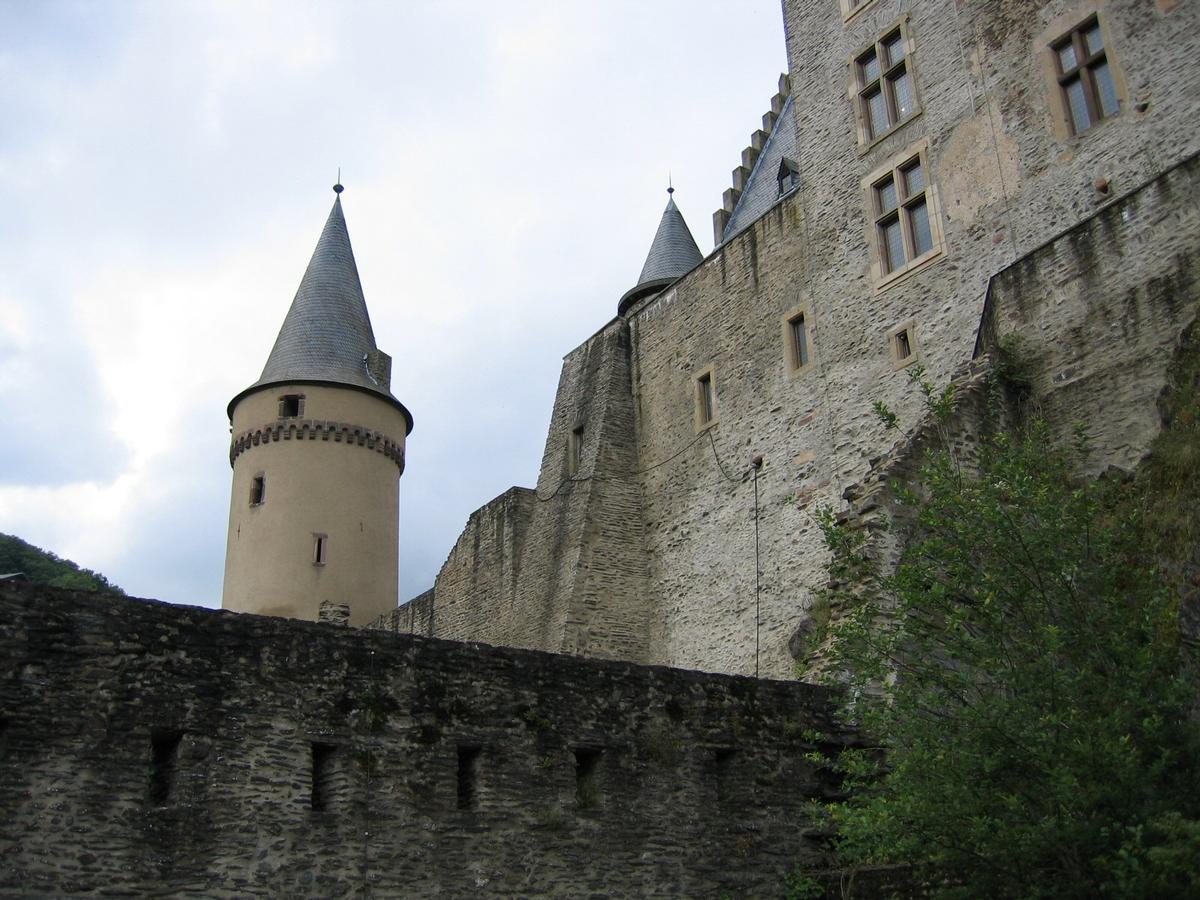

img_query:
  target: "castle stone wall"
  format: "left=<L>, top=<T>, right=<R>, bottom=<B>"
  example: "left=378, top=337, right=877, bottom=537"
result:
left=398, top=322, right=653, bottom=662
left=393, top=0, right=1200, bottom=680
left=628, top=201, right=834, bottom=680
left=977, top=154, right=1200, bottom=472
left=0, top=583, right=864, bottom=898
left=426, top=486, right=536, bottom=641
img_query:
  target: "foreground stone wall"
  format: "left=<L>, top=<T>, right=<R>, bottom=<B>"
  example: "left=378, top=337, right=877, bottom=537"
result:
left=0, top=583, right=862, bottom=897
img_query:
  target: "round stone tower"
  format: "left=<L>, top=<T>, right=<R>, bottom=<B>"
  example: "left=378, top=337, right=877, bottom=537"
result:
left=221, top=186, right=413, bottom=627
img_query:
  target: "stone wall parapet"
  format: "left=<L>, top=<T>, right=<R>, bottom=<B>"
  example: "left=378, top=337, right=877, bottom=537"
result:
left=0, top=581, right=868, bottom=897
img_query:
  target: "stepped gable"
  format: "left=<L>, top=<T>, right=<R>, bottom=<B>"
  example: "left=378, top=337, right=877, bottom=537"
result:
left=617, top=187, right=704, bottom=316
left=713, top=73, right=795, bottom=246
left=228, top=193, right=412, bottom=431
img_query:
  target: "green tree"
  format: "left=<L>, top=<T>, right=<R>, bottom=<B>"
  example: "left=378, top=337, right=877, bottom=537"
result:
left=818, top=412, right=1200, bottom=898
left=0, top=533, right=124, bottom=594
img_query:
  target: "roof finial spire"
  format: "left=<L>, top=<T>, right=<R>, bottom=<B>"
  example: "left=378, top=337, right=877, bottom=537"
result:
left=667, top=172, right=674, bottom=195
left=333, top=167, right=344, bottom=195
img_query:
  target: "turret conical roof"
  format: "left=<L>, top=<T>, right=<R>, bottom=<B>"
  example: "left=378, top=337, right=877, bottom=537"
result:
left=228, top=193, right=413, bottom=432
left=618, top=189, right=703, bottom=316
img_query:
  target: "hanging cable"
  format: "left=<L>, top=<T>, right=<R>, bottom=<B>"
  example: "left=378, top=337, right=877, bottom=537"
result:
left=708, top=429, right=744, bottom=485
left=751, top=454, right=763, bottom=678
left=534, top=424, right=744, bottom=501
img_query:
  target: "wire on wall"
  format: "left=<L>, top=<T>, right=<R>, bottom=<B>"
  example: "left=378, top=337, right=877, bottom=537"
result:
left=751, top=454, right=764, bottom=679
left=535, top=425, right=745, bottom=502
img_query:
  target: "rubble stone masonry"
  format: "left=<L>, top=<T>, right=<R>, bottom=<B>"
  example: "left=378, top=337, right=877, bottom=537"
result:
left=0, top=583, right=867, bottom=897
left=390, top=0, right=1200, bottom=680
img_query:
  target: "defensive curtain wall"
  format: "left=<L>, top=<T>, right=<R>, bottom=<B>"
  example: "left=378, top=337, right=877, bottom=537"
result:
left=385, top=0, right=1200, bottom=679
left=0, top=582, right=870, bottom=898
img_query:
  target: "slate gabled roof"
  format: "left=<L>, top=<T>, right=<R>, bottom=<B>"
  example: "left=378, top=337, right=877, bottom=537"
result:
left=228, top=195, right=413, bottom=432
left=720, top=93, right=798, bottom=244
left=618, top=191, right=704, bottom=316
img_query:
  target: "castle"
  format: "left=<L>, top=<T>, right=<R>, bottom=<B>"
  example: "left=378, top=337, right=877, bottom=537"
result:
left=220, top=0, right=1199, bottom=682
left=4, top=0, right=1199, bottom=895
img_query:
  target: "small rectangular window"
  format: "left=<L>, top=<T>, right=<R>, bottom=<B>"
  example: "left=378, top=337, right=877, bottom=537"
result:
left=148, top=730, right=182, bottom=804
left=777, top=157, right=801, bottom=196
left=457, top=745, right=481, bottom=811
left=1053, top=17, right=1119, bottom=135
left=694, top=368, right=717, bottom=431
left=790, top=314, right=809, bottom=369
left=311, top=743, right=336, bottom=811
left=249, top=474, right=265, bottom=506
left=568, top=424, right=584, bottom=476
left=313, top=534, right=328, bottom=566
left=715, top=747, right=737, bottom=804
left=854, top=22, right=918, bottom=146
left=575, top=748, right=602, bottom=809
left=279, top=394, right=305, bottom=418
left=889, top=321, right=918, bottom=367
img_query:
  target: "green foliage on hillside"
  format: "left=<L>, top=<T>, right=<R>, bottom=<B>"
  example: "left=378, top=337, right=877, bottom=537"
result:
left=0, top=533, right=124, bottom=594
left=812, top=348, right=1200, bottom=898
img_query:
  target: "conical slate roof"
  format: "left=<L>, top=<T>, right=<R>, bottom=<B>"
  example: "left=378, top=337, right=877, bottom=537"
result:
left=228, top=194, right=412, bottom=431
left=618, top=190, right=703, bottom=316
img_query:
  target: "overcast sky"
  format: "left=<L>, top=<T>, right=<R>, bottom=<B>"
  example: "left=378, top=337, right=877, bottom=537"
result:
left=0, top=0, right=788, bottom=607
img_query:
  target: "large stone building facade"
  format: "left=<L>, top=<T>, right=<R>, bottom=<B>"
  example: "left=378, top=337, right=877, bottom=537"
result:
left=385, top=0, right=1200, bottom=679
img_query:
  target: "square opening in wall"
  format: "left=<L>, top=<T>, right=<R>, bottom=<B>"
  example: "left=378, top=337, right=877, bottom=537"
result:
left=311, top=743, right=337, bottom=811
left=787, top=312, right=811, bottom=372
left=457, top=745, right=482, bottom=811
left=279, top=394, right=305, bottom=418
left=694, top=368, right=717, bottom=431
left=715, top=747, right=738, bottom=804
left=249, top=474, right=265, bottom=506
left=575, top=747, right=602, bottom=809
left=888, top=320, right=918, bottom=367
left=568, top=424, right=585, bottom=476
left=148, top=729, right=182, bottom=804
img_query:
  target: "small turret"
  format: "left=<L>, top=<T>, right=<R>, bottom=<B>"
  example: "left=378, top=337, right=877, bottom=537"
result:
left=221, top=186, right=413, bottom=627
left=617, top=186, right=704, bottom=316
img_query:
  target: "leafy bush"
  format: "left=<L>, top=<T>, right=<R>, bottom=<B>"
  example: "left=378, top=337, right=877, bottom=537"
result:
left=820, top=411, right=1200, bottom=898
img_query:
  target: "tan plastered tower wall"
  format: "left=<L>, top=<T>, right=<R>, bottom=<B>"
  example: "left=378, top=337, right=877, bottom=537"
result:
left=223, top=383, right=406, bottom=626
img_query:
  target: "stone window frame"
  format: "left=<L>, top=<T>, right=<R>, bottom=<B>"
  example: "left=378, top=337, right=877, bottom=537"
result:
left=567, top=422, right=585, bottom=476
left=887, top=319, right=919, bottom=369
left=840, top=0, right=882, bottom=25
left=278, top=393, right=306, bottom=418
left=1037, top=4, right=1128, bottom=142
left=781, top=302, right=817, bottom=377
left=862, top=138, right=947, bottom=291
left=849, top=15, right=921, bottom=151
left=313, top=533, right=328, bottom=567
left=249, top=473, right=266, bottom=507
left=693, top=365, right=719, bottom=433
